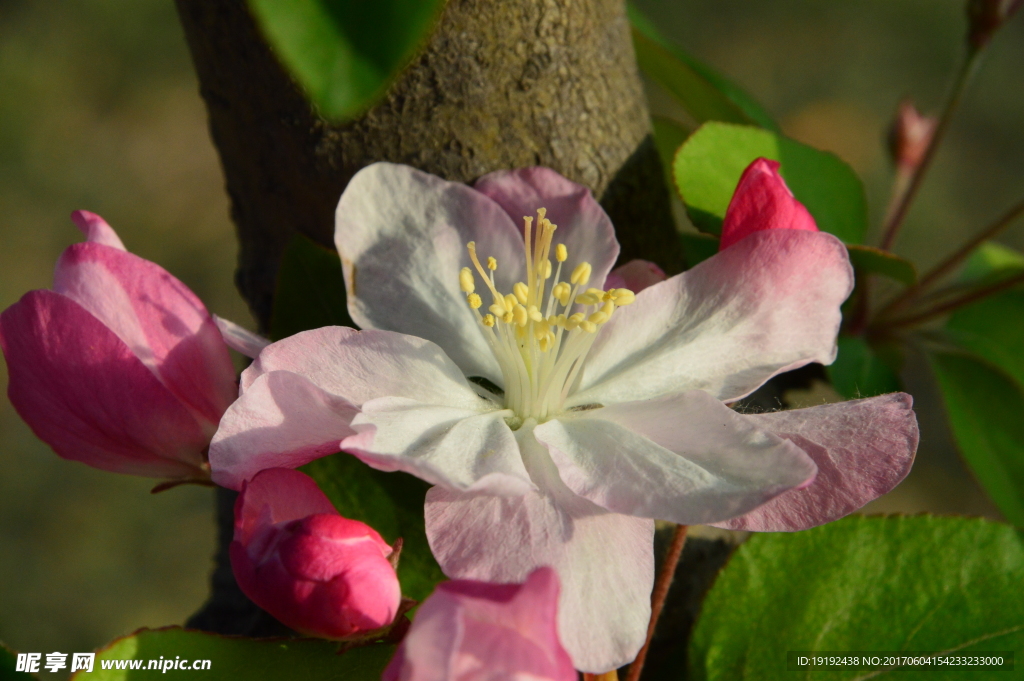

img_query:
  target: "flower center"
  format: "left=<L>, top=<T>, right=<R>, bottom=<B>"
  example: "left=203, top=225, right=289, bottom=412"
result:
left=460, top=208, right=634, bottom=422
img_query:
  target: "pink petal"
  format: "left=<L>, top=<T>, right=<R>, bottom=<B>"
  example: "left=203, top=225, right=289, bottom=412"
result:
left=213, top=314, right=269, bottom=359
left=474, top=167, right=620, bottom=288
left=604, top=259, right=666, bottom=293
left=233, top=467, right=339, bottom=545
left=53, top=241, right=236, bottom=429
left=70, top=210, right=126, bottom=250
left=712, top=393, right=919, bottom=532
left=384, top=567, right=576, bottom=681
left=0, top=290, right=209, bottom=478
left=209, top=371, right=359, bottom=490
left=718, top=158, right=818, bottom=251
left=575, top=229, right=853, bottom=406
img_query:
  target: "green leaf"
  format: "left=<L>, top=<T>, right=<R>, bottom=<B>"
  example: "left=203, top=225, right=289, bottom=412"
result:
left=73, top=627, right=393, bottom=680
left=301, top=454, right=445, bottom=602
left=1, top=643, right=35, bottom=680
left=679, top=231, right=719, bottom=269
left=826, top=335, right=901, bottom=400
left=960, top=241, right=1024, bottom=282
left=247, top=0, right=446, bottom=121
left=628, top=5, right=776, bottom=131
left=946, top=289, right=1024, bottom=390
left=673, top=122, right=868, bottom=244
left=847, top=244, right=917, bottom=285
left=930, top=352, right=1024, bottom=527
left=690, top=515, right=1024, bottom=680
left=651, top=115, right=693, bottom=189
left=270, top=233, right=352, bottom=341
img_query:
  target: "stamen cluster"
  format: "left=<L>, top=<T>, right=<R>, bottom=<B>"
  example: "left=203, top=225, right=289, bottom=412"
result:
left=460, top=208, right=635, bottom=422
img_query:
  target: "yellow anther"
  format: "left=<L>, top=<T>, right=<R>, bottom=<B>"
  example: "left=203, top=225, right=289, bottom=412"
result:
left=459, top=267, right=475, bottom=293
left=588, top=311, right=610, bottom=325
left=489, top=303, right=507, bottom=317
left=467, top=293, right=482, bottom=309
left=600, top=300, right=614, bottom=317
left=541, top=259, right=552, bottom=279
left=512, top=304, right=528, bottom=327
left=502, top=311, right=514, bottom=324
left=576, top=292, right=600, bottom=306
left=565, top=312, right=585, bottom=330
left=585, top=288, right=606, bottom=298
left=555, top=244, right=567, bottom=262
left=537, top=207, right=547, bottom=221
left=534, top=320, right=550, bottom=340
left=487, top=256, right=498, bottom=271
left=553, top=282, right=571, bottom=305
left=570, top=262, right=592, bottom=286
left=482, top=314, right=495, bottom=327
left=553, top=314, right=567, bottom=327
left=528, top=305, right=543, bottom=322
left=581, top=320, right=598, bottom=333
left=513, top=282, right=529, bottom=305
left=611, top=289, right=635, bottom=306
left=504, top=293, right=518, bottom=311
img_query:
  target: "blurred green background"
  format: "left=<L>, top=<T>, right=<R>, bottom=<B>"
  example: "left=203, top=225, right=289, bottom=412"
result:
left=0, top=0, right=1020, bottom=659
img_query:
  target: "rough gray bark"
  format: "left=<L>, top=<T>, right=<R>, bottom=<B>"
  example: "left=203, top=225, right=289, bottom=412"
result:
left=176, top=0, right=681, bottom=637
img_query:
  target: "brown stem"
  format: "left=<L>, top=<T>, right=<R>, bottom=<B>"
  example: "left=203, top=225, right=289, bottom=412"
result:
left=624, top=524, right=688, bottom=681
left=876, top=195, right=1024, bottom=320
left=878, top=49, right=984, bottom=251
left=880, top=269, right=1024, bottom=330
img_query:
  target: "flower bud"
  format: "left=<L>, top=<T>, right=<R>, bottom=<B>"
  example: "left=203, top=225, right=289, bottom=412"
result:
left=967, top=0, right=1022, bottom=50
left=230, top=468, right=401, bottom=639
left=0, top=211, right=237, bottom=479
left=383, top=567, right=575, bottom=681
left=718, top=158, right=818, bottom=251
left=887, top=100, right=937, bottom=173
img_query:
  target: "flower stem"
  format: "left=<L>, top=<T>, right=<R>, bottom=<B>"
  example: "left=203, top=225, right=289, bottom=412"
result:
left=881, top=269, right=1024, bottom=330
left=624, top=524, right=688, bottom=681
left=878, top=48, right=984, bottom=252
left=875, top=195, right=1024, bottom=321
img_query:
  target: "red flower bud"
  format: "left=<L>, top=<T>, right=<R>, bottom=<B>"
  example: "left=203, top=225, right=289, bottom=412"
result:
left=887, top=100, right=938, bottom=173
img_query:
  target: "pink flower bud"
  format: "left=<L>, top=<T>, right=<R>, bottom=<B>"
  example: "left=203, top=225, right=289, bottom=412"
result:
left=887, top=100, right=937, bottom=173
left=0, top=212, right=237, bottom=479
left=967, top=0, right=1022, bottom=50
left=230, top=468, right=401, bottom=639
left=718, top=158, right=819, bottom=252
left=383, top=567, right=576, bottom=681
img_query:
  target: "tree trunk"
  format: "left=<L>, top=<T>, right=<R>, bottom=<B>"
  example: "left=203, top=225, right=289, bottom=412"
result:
left=176, top=0, right=681, bottom=635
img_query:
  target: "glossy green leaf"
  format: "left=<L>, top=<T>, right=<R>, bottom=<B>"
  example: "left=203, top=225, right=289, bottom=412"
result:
left=248, top=0, right=446, bottom=121
left=673, top=122, right=868, bottom=244
left=270, top=233, right=351, bottom=341
left=1, top=643, right=35, bottom=680
left=651, top=115, right=692, bottom=188
left=959, top=240, right=1024, bottom=282
left=302, top=453, right=445, bottom=602
left=930, top=352, right=1024, bottom=527
left=826, top=335, right=901, bottom=400
left=847, top=244, right=917, bottom=285
left=679, top=231, right=719, bottom=269
left=73, top=627, right=393, bottom=680
left=946, top=289, right=1024, bottom=390
left=628, top=5, right=777, bottom=131
left=690, top=515, right=1024, bottom=680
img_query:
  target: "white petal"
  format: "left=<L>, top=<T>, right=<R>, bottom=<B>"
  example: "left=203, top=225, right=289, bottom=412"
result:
left=342, top=397, right=534, bottom=495
left=535, top=391, right=817, bottom=524
left=425, top=428, right=654, bottom=674
left=213, top=314, right=269, bottom=359
left=335, top=162, right=529, bottom=385
left=571, top=230, right=853, bottom=406
left=241, top=327, right=485, bottom=411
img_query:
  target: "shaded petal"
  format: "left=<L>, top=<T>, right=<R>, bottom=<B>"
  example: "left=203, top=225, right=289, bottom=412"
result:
left=573, top=230, right=853, bottom=406
left=335, top=162, right=528, bottom=385
left=535, top=391, right=817, bottom=525
left=604, top=259, right=666, bottom=293
left=713, top=393, right=919, bottom=531
left=210, top=371, right=358, bottom=490
left=214, top=314, right=269, bottom=359
left=233, top=467, right=339, bottom=545
left=342, top=397, right=533, bottom=495
left=71, top=209, right=126, bottom=250
left=0, top=290, right=208, bottom=478
left=241, top=327, right=486, bottom=411
left=53, top=241, right=236, bottom=428
left=474, top=167, right=620, bottom=288
left=426, top=428, right=653, bottom=673
left=719, top=158, right=818, bottom=251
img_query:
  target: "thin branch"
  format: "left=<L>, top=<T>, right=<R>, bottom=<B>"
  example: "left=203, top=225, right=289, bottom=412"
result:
left=624, top=525, right=688, bottom=681
left=881, top=269, right=1024, bottom=330
left=878, top=49, right=984, bottom=251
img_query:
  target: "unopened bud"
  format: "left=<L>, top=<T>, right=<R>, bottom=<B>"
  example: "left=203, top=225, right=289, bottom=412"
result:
left=887, top=100, right=937, bottom=172
left=967, top=0, right=1022, bottom=50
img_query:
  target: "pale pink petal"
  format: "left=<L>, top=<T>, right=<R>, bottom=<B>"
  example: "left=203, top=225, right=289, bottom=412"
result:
left=384, top=567, right=576, bottom=681
left=474, top=167, right=620, bottom=289
left=604, top=259, right=666, bottom=293
left=712, top=393, right=919, bottom=531
left=534, top=391, right=817, bottom=525
left=53, top=242, right=236, bottom=429
left=0, top=290, right=208, bottom=478
left=573, top=230, right=853, bottom=406
left=233, top=467, right=339, bottom=545
left=240, top=327, right=486, bottom=412
left=335, top=162, right=529, bottom=385
left=214, top=314, right=269, bottom=359
left=209, top=371, right=358, bottom=490
left=342, top=397, right=533, bottom=495
left=718, top=158, right=818, bottom=251
left=426, top=428, right=654, bottom=674
left=70, top=210, right=126, bottom=250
